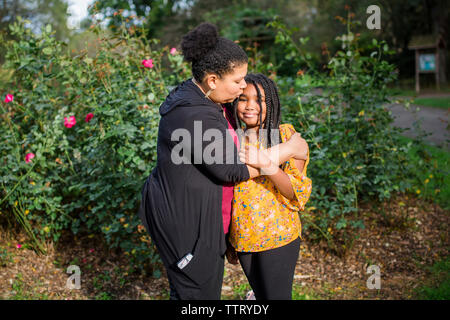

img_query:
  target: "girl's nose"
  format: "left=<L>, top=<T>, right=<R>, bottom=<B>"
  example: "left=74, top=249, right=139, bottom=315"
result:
left=246, top=100, right=258, bottom=111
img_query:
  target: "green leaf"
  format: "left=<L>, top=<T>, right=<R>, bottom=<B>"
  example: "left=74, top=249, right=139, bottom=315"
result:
left=43, top=47, right=53, bottom=55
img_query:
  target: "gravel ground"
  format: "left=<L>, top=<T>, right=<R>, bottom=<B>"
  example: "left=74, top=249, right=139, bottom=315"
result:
left=1, top=193, right=448, bottom=300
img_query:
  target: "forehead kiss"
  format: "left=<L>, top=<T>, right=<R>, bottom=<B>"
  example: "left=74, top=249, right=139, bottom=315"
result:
left=237, top=83, right=267, bottom=126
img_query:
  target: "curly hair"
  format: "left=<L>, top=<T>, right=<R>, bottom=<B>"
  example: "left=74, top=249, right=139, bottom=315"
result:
left=181, top=22, right=248, bottom=82
left=233, top=73, right=282, bottom=148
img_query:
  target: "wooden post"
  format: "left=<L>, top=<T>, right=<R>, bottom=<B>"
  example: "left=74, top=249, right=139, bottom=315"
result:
left=415, top=49, right=420, bottom=94
left=435, top=49, right=440, bottom=91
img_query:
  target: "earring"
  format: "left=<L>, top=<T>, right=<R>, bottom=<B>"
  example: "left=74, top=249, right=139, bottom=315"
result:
left=205, top=89, right=213, bottom=98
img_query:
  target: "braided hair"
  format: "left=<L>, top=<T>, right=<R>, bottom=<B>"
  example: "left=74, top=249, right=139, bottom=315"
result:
left=233, top=73, right=282, bottom=148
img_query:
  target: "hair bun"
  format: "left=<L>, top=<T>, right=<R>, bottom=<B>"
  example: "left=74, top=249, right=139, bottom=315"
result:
left=181, top=22, right=219, bottom=63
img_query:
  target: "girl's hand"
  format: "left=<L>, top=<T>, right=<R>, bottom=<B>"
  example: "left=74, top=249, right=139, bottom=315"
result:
left=287, top=131, right=309, bottom=160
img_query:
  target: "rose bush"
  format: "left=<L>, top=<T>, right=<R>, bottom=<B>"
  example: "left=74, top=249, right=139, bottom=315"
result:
left=0, top=16, right=189, bottom=275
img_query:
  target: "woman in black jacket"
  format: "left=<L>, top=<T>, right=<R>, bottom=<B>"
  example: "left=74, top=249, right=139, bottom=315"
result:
left=138, top=22, right=308, bottom=300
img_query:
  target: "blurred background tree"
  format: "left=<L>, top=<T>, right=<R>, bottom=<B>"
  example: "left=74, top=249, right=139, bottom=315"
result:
left=86, top=0, right=448, bottom=80
left=0, top=0, right=71, bottom=64
left=1, top=0, right=448, bottom=81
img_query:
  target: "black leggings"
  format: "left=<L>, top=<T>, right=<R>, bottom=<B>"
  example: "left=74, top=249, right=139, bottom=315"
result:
left=237, top=237, right=301, bottom=300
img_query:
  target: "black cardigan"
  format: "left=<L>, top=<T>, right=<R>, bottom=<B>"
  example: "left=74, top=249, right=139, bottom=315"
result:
left=138, top=79, right=249, bottom=284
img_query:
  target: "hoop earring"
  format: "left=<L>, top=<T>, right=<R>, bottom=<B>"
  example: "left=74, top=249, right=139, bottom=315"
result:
left=205, top=89, right=213, bottom=98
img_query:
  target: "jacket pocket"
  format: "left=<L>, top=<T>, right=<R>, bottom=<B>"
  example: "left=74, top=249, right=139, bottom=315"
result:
left=175, top=237, right=217, bottom=287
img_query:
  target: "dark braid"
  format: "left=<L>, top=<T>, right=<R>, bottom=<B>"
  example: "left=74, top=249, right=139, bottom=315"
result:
left=232, top=73, right=282, bottom=148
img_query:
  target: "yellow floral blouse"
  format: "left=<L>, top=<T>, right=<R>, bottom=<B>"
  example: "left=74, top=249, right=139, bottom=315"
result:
left=229, top=124, right=312, bottom=252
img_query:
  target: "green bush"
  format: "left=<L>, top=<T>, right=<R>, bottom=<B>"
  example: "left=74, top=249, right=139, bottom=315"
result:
left=266, top=17, right=419, bottom=253
left=1, top=12, right=441, bottom=274
left=0, top=16, right=189, bottom=274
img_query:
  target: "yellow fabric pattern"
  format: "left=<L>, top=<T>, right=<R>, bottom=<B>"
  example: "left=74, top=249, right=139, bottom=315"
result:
left=229, top=124, right=312, bottom=252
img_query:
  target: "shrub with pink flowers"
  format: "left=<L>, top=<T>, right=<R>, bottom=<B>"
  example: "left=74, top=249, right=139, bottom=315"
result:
left=2, top=12, right=439, bottom=273
left=0, top=17, right=190, bottom=275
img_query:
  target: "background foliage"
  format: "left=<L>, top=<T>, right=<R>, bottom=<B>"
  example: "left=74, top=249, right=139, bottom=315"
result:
left=0, top=16, right=190, bottom=274
left=0, top=2, right=448, bottom=275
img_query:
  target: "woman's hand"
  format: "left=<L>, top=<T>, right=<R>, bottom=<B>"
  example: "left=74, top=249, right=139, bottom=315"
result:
left=239, top=144, right=271, bottom=169
left=239, top=144, right=279, bottom=176
left=245, top=128, right=258, bottom=144
left=225, top=245, right=239, bottom=265
left=287, top=131, right=309, bottom=160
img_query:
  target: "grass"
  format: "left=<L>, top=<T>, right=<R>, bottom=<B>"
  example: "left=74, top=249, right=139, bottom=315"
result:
left=388, top=88, right=418, bottom=97
left=388, top=82, right=450, bottom=109
left=412, top=97, right=450, bottom=109
left=228, top=282, right=252, bottom=300
left=395, top=134, right=450, bottom=210
left=387, top=81, right=450, bottom=98
left=225, top=282, right=320, bottom=300
left=292, top=284, right=320, bottom=300
left=0, top=247, right=13, bottom=267
left=415, top=257, right=450, bottom=300
left=9, top=272, right=50, bottom=300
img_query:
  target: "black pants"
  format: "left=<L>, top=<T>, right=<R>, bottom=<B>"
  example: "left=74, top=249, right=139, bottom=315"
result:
left=237, top=237, right=301, bottom=300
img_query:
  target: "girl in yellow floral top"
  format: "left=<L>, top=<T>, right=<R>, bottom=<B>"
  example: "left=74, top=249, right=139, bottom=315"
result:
left=228, top=73, right=312, bottom=300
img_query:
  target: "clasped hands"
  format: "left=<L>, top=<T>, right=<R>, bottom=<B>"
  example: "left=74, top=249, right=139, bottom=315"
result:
left=238, top=128, right=309, bottom=176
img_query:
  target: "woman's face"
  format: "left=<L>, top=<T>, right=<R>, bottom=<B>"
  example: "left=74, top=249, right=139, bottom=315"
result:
left=237, top=83, right=267, bottom=129
left=207, top=63, right=248, bottom=104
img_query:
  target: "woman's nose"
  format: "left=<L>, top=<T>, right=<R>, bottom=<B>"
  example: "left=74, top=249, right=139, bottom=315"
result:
left=240, top=80, right=247, bottom=89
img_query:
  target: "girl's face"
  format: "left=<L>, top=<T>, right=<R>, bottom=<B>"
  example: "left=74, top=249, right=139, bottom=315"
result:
left=237, top=83, right=267, bottom=129
left=207, top=63, right=248, bottom=104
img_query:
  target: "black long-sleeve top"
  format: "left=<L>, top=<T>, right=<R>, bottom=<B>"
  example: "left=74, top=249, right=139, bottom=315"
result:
left=138, top=79, right=249, bottom=283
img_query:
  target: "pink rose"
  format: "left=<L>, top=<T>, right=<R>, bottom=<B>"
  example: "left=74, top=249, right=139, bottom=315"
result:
left=16, top=244, right=22, bottom=249
left=170, top=47, right=177, bottom=55
left=4, top=94, right=14, bottom=103
left=142, top=59, right=154, bottom=68
left=85, top=113, right=94, bottom=122
left=25, top=153, right=35, bottom=163
left=64, top=116, right=76, bottom=128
